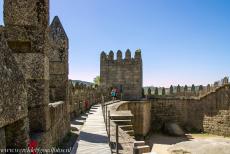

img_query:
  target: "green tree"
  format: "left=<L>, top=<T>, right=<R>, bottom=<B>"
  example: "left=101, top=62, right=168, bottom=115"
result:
left=93, top=76, right=100, bottom=86
left=155, top=87, right=159, bottom=95
left=184, top=85, right=188, bottom=92
left=191, top=84, right=196, bottom=92
left=177, top=84, right=181, bottom=93
left=142, top=88, right=145, bottom=98
left=148, top=87, right=152, bottom=95
left=162, top=87, right=166, bottom=95
left=170, top=85, right=174, bottom=94
left=199, top=85, right=203, bottom=91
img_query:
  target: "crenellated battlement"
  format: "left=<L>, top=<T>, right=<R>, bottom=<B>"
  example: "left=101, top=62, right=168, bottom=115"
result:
left=100, top=49, right=142, bottom=64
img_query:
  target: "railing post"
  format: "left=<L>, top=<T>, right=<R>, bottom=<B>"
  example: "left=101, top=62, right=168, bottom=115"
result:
left=116, top=124, right=119, bottom=154
left=105, top=104, right=107, bottom=131
left=108, top=111, right=110, bottom=143
left=103, top=103, right=105, bottom=118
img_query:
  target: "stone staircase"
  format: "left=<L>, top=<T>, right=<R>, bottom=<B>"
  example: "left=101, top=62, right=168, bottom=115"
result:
left=133, top=141, right=151, bottom=154
left=110, top=111, right=135, bottom=137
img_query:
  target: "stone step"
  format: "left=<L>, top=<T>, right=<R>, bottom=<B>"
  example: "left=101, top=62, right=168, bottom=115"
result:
left=133, top=145, right=151, bottom=154
left=110, top=116, right=133, bottom=120
left=124, top=130, right=135, bottom=136
left=133, top=141, right=145, bottom=147
left=119, top=125, right=133, bottom=130
left=111, top=119, right=132, bottom=125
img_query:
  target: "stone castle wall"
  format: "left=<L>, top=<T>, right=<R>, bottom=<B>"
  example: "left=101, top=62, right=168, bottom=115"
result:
left=47, top=16, right=71, bottom=147
left=203, top=110, right=230, bottom=136
left=69, top=81, right=104, bottom=118
left=1, top=0, right=71, bottom=150
left=49, top=102, right=70, bottom=146
left=100, top=49, right=142, bottom=100
left=151, top=84, right=230, bottom=136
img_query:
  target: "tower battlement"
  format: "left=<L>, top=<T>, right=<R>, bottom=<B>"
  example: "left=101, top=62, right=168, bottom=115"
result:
left=100, top=49, right=143, bottom=100
left=101, top=49, right=142, bottom=64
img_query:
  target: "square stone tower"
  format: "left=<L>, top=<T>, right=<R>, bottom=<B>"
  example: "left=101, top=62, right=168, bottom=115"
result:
left=100, top=49, right=143, bottom=100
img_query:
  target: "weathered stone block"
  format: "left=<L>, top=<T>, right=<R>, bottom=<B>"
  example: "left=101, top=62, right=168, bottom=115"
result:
left=5, top=118, right=29, bottom=149
left=50, top=75, right=66, bottom=87
left=27, top=79, right=49, bottom=107
left=13, top=53, right=49, bottom=79
left=49, top=62, right=66, bottom=75
left=4, top=0, right=49, bottom=27
left=29, top=105, right=51, bottom=132
left=5, top=26, right=48, bottom=54
left=49, top=102, right=67, bottom=126
left=0, top=31, right=28, bottom=128
left=133, top=141, right=145, bottom=147
left=133, top=145, right=150, bottom=154
left=50, top=115, right=70, bottom=146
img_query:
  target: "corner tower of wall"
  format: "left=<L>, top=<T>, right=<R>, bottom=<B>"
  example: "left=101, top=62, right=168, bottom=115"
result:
left=3, top=0, right=51, bottom=133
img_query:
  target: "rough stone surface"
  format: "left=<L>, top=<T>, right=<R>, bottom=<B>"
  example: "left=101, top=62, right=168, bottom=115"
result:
left=48, top=16, right=69, bottom=103
left=168, top=139, right=230, bottom=154
left=1, top=0, right=72, bottom=150
left=133, top=145, right=150, bottom=154
left=4, top=0, right=49, bottom=27
left=49, top=101, right=70, bottom=146
left=117, top=101, right=151, bottom=137
left=5, top=118, right=29, bottom=149
left=46, top=16, right=71, bottom=146
left=100, top=49, right=143, bottom=100
left=28, top=105, right=51, bottom=132
left=27, top=79, right=49, bottom=108
left=4, top=0, right=51, bottom=133
left=203, top=110, right=230, bottom=136
left=0, top=30, right=28, bottom=128
left=163, top=123, right=185, bottom=136
left=151, top=85, right=230, bottom=136
left=69, top=81, right=104, bottom=118
left=12, top=53, right=49, bottom=80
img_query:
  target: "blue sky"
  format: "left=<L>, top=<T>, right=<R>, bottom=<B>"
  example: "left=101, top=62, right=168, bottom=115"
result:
left=0, top=0, right=230, bottom=87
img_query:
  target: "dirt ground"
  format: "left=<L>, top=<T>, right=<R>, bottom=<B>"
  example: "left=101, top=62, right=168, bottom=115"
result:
left=146, top=133, right=230, bottom=154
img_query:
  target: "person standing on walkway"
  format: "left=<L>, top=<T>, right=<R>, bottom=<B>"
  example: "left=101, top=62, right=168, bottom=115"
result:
left=84, top=100, right=89, bottom=111
left=111, top=88, right=116, bottom=101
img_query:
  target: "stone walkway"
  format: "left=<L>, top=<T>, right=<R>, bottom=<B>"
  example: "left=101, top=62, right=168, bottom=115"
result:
left=72, top=104, right=111, bottom=154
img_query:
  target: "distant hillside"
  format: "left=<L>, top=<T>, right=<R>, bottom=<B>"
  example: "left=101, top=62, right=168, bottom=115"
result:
left=71, top=80, right=94, bottom=87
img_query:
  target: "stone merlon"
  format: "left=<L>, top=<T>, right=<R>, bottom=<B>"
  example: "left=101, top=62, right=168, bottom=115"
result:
left=50, top=16, right=69, bottom=47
